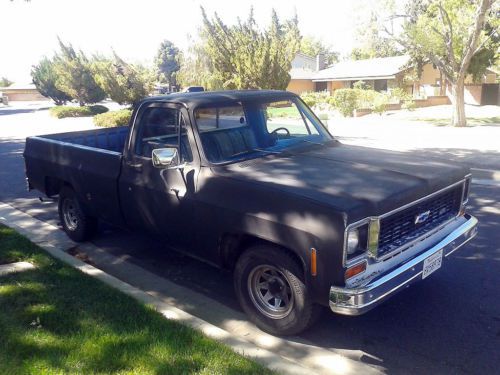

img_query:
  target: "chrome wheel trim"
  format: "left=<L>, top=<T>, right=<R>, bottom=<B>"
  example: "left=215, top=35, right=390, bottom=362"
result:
left=248, top=264, right=294, bottom=319
left=62, top=198, right=79, bottom=231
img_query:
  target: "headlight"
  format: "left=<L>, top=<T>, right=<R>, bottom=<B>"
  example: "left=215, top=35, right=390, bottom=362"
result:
left=346, top=229, right=359, bottom=254
left=345, top=224, right=369, bottom=262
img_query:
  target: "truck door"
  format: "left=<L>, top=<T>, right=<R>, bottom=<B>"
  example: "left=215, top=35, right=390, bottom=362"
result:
left=119, top=102, right=198, bottom=250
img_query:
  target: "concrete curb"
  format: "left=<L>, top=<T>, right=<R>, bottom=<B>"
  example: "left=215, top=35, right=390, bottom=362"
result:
left=0, top=202, right=314, bottom=375
left=0, top=261, right=35, bottom=276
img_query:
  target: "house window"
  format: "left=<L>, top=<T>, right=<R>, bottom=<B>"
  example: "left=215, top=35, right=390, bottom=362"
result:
left=315, top=82, right=327, bottom=92
left=374, top=80, right=388, bottom=92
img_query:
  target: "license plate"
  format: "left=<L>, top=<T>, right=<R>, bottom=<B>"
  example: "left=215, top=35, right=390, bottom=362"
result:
left=422, top=249, right=443, bottom=279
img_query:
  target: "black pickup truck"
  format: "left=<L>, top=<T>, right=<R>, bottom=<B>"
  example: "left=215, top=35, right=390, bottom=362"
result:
left=24, top=90, right=478, bottom=335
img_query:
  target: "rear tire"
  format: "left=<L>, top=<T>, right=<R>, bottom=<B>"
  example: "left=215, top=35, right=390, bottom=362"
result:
left=58, top=186, right=97, bottom=242
left=234, top=245, right=321, bottom=335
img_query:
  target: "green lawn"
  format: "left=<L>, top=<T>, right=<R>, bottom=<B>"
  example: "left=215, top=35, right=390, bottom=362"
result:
left=0, top=224, right=271, bottom=375
left=267, top=106, right=300, bottom=118
left=413, top=116, right=500, bottom=127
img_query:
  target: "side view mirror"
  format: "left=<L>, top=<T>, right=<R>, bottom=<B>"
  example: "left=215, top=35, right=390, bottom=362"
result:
left=152, top=147, right=178, bottom=168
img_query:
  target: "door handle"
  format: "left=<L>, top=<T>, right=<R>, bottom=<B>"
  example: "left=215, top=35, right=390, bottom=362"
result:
left=126, top=161, right=143, bottom=171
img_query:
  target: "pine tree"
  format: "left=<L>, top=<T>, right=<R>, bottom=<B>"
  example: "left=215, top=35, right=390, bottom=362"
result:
left=31, top=57, right=73, bottom=105
left=54, top=39, right=106, bottom=106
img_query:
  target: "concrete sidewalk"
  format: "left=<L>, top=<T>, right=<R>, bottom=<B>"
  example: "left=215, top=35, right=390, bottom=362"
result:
left=0, top=201, right=381, bottom=375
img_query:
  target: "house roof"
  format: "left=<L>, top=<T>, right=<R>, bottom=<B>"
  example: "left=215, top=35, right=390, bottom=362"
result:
left=0, top=83, right=38, bottom=90
left=290, top=68, right=316, bottom=80
left=312, top=55, right=410, bottom=82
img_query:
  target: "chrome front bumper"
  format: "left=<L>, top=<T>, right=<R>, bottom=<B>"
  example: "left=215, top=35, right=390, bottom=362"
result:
left=329, top=214, right=478, bottom=315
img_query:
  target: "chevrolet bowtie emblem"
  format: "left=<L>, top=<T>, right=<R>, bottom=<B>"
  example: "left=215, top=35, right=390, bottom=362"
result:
left=415, top=210, right=431, bottom=224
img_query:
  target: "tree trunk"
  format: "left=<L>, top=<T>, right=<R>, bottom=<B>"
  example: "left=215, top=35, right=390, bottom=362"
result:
left=450, top=77, right=466, bottom=127
left=439, top=71, right=445, bottom=96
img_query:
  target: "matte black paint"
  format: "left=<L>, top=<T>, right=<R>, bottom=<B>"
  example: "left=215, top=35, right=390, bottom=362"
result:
left=23, top=90, right=470, bottom=306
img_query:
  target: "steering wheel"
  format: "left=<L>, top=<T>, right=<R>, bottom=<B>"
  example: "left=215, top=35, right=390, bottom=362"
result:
left=271, top=127, right=291, bottom=138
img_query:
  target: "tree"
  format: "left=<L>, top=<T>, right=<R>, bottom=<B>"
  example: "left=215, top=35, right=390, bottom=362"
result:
left=398, top=0, right=497, bottom=127
left=299, top=36, right=339, bottom=66
left=350, top=0, right=402, bottom=60
left=155, top=40, right=181, bottom=89
left=31, top=57, right=73, bottom=105
left=177, top=38, right=223, bottom=90
left=0, top=77, right=13, bottom=87
left=54, top=39, right=106, bottom=106
left=199, top=7, right=301, bottom=90
left=467, top=18, right=500, bottom=82
left=93, top=52, right=154, bottom=106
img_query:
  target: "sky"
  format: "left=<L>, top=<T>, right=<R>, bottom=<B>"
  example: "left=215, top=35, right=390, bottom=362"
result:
left=0, top=0, right=378, bottom=83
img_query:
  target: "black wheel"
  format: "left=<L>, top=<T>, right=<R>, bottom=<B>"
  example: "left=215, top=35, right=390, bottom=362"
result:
left=234, top=245, right=321, bottom=335
left=58, top=186, right=97, bottom=242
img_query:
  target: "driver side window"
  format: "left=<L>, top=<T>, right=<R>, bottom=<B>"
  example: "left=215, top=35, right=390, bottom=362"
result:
left=265, top=100, right=319, bottom=137
left=135, top=106, right=192, bottom=162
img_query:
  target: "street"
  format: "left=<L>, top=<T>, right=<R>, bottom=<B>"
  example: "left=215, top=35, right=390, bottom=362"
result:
left=1, top=102, right=499, bottom=374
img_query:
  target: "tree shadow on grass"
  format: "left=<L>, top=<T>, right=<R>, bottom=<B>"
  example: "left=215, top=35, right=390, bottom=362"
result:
left=0, top=262, right=268, bottom=374
left=414, top=116, right=500, bottom=127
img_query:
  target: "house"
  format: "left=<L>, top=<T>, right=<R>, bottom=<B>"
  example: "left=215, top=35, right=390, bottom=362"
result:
left=311, top=55, right=410, bottom=93
left=286, top=53, right=317, bottom=94
left=0, top=83, right=48, bottom=101
left=287, top=54, right=499, bottom=106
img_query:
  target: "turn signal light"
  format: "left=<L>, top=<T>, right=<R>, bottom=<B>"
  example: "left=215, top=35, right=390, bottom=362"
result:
left=345, top=261, right=367, bottom=280
left=310, top=248, right=317, bottom=276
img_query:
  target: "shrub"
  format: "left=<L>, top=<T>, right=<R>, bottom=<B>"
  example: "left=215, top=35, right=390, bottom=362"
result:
left=353, top=80, right=370, bottom=90
left=332, top=89, right=359, bottom=117
left=93, top=109, right=132, bottom=127
left=50, top=105, right=108, bottom=119
left=356, top=89, right=379, bottom=108
left=318, top=113, right=329, bottom=121
left=401, top=100, right=416, bottom=111
left=371, top=94, right=389, bottom=115
left=300, top=92, right=317, bottom=107
left=391, top=87, right=415, bottom=111
left=300, top=91, right=333, bottom=111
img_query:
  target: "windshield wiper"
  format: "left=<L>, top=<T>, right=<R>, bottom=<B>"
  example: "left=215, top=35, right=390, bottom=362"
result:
left=230, top=148, right=282, bottom=158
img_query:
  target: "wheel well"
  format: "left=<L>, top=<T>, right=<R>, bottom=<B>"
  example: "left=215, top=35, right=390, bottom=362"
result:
left=220, top=233, right=306, bottom=277
left=44, top=176, right=72, bottom=197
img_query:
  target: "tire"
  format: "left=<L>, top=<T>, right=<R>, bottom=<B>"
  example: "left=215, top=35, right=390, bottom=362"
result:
left=234, top=245, right=321, bottom=336
left=58, top=186, right=97, bottom=242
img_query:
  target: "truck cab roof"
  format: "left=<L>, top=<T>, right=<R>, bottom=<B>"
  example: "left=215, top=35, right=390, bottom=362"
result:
left=141, top=90, right=298, bottom=108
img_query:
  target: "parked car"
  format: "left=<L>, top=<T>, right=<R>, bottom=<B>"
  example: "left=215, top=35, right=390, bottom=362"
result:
left=24, top=90, right=478, bottom=335
left=182, top=86, right=204, bottom=93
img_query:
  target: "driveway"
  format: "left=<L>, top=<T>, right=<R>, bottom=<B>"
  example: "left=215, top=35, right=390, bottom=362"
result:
left=1, top=101, right=499, bottom=374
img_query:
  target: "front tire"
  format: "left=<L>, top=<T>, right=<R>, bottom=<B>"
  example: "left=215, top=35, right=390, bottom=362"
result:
left=58, top=186, right=97, bottom=242
left=234, top=245, right=320, bottom=335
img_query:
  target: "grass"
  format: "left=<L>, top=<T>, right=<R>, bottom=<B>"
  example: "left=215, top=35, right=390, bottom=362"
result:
left=267, top=106, right=300, bottom=118
left=0, top=224, right=272, bottom=375
left=413, top=116, right=500, bottom=127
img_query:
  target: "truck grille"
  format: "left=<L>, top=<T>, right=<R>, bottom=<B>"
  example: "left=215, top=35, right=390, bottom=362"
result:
left=377, top=184, right=463, bottom=258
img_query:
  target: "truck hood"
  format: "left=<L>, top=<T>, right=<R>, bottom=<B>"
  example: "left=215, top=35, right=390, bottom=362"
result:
left=216, top=142, right=468, bottom=222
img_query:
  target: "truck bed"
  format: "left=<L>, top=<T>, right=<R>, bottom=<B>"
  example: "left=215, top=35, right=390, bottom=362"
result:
left=43, top=126, right=129, bottom=153
left=24, top=126, right=128, bottom=225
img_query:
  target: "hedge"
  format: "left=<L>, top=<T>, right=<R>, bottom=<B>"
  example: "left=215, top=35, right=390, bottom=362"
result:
left=49, top=105, right=108, bottom=119
left=93, top=109, right=132, bottom=127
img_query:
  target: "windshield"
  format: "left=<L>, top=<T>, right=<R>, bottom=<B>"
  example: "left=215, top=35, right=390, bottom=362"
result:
left=195, top=97, right=332, bottom=164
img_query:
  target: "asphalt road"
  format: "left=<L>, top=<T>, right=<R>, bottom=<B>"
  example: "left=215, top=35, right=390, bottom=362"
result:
left=1, top=106, right=499, bottom=374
